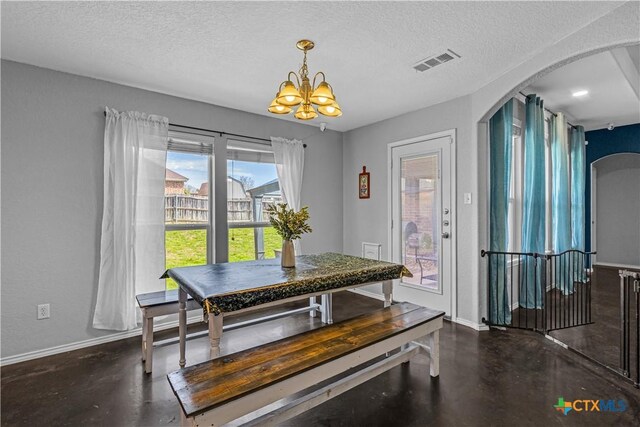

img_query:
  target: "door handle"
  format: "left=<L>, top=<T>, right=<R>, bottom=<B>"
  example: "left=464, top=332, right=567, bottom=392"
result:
left=442, top=232, right=450, bottom=239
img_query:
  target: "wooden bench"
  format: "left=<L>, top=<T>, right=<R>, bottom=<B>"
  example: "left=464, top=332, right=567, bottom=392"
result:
left=137, top=290, right=325, bottom=374
left=168, top=302, right=444, bottom=426
left=137, top=290, right=201, bottom=374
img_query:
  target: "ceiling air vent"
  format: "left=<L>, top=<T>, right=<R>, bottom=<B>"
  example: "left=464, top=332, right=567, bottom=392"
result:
left=413, top=49, right=461, bottom=72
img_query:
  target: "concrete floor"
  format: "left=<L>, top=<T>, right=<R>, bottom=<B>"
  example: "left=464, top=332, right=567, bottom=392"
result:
left=550, top=266, right=638, bottom=378
left=2, top=291, right=639, bottom=426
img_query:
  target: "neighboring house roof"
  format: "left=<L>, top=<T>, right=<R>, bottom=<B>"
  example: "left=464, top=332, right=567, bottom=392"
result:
left=166, top=168, right=188, bottom=182
left=198, top=178, right=251, bottom=198
left=247, top=178, right=280, bottom=197
left=228, top=177, right=247, bottom=199
left=198, top=182, right=209, bottom=196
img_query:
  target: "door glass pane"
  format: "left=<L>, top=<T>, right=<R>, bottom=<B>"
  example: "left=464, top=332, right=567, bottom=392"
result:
left=400, top=154, right=440, bottom=291
left=165, top=151, right=209, bottom=289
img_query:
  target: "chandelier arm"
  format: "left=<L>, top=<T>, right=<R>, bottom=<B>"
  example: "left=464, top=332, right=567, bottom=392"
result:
left=287, top=71, right=301, bottom=88
left=311, top=72, right=326, bottom=90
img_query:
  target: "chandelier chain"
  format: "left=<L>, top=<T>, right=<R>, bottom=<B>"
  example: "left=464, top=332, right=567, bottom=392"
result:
left=300, top=50, right=309, bottom=80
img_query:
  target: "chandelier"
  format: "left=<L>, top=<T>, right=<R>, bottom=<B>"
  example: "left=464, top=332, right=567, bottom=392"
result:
left=268, top=39, right=342, bottom=120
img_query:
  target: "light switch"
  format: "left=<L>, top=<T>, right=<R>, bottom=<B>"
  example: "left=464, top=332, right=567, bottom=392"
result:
left=464, top=193, right=472, bottom=205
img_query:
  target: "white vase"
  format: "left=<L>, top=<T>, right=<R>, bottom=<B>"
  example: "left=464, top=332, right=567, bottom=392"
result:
left=281, top=240, right=295, bottom=268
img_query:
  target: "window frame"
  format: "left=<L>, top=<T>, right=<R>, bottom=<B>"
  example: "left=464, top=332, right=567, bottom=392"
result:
left=226, top=139, right=281, bottom=261
left=507, top=121, right=523, bottom=253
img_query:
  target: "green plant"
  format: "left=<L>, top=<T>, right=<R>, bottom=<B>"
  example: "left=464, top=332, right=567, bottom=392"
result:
left=265, top=203, right=312, bottom=241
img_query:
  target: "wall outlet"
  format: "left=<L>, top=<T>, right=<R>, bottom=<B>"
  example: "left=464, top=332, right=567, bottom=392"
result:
left=37, top=304, right=50, bottom=320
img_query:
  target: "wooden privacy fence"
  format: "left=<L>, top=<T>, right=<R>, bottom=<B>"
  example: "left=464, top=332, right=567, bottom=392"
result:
left=165, top=195, right=277, bottom=223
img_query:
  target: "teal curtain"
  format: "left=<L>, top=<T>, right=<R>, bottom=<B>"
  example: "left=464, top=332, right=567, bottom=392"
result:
left=489, top=99, right=513, bottom=324
left=551, top=113, right=573, bottom=294
left=520, top=95, right=545, bottom=309
left=571, top=125, right=587, bottom=282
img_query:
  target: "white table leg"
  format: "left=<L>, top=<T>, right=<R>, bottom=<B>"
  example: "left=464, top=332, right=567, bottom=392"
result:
left=144, top=315, right=153, bottom=374
left=382, top=280, right=393, bottom=308
left=209, top=312, right=224, bottom=359
left=179, top=288, right=187, bottom=368
left=309, top=297, right=317, bottom=318
left=427, top=330, right=440, bottom=377
left=321, top=294, right=333, bottom=324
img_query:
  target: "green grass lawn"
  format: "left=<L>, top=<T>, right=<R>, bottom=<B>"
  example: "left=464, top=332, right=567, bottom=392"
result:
left=165, top=227, right=282, bottom=289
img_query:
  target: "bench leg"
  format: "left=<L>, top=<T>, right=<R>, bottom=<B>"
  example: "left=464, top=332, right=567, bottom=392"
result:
left=179, top=288, right=187, bottom=368
left=209, top=313, right=223, bottom=359
left=145, top=316, right=154, bottom=374
left=382, top=280, right=393, bottom=308
left=141, top=311, right=147, bottom=362
left=427, top=330, right=439, bottom=377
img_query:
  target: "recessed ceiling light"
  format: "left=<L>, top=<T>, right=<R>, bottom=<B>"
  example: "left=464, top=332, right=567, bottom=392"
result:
left=572, top=90, right=589, bottom=97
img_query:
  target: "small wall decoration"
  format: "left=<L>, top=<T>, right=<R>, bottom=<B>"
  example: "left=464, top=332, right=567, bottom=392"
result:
left=359, top=166, right=370, bottom=199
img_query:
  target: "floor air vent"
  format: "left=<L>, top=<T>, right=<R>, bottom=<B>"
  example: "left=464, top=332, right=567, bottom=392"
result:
left=413, top=49, right=461, bottom=72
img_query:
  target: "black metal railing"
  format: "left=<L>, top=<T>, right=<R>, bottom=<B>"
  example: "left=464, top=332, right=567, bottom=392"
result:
left=481, top=249, right=594, bottom=333
left=619, top=270, right=639, bottom=388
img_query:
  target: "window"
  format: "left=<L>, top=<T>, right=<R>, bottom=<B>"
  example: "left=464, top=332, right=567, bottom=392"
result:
left=164, top=131, right=214, bottom=289
left=507, top=124, right=522, bottom=253
left=227, top=140, right=282, bottom=261
left=506, top=99, right=555, bottom=254
left=163, top=133, right=282, bottom=289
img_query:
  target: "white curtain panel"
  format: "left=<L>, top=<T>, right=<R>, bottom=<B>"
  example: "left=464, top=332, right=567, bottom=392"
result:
left=270, top=136, right=305, bottom=253
left=93, top=107, right=169, bottom=331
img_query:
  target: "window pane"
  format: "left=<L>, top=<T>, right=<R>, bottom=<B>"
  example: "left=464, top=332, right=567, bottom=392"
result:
left=165, top=152, right=209, bottom=225
left=165, top=151, right=209, bottom=289
left=227, top=157, right=282, bottom=262
left=165, top=230, right=207, bottom=289
left=400, top=155, right=440, bottom=291
left=228, top=226, right=281, bottom=262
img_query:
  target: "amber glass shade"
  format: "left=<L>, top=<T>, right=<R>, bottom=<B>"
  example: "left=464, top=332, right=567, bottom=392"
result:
left=276, top=81, right=303, bottom=106
left=317, top=100, right=342, bottom=117
left=294, top=104, right=318, bottom=120
left=310, top=82, right=335, bottom=106
left=268, top=97, right=292, bottom=114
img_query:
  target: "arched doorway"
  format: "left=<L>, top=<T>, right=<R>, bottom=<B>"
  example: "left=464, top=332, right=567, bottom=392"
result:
left=478, top=42, right=640, bottom=383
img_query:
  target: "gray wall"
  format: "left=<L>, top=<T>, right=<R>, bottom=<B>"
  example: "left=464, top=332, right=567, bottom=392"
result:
left=342, top=95, right=476, bottom=323
left=595, top=153, right=640, bottom=266
left=1, top=60, right=343, bottom=358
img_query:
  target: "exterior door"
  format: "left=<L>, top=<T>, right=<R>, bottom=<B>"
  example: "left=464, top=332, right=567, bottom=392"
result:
left=390, top=133, right=455, bottom=316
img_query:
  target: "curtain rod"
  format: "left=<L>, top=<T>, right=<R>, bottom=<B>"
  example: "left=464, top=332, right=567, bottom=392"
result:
left=517, top=92, right=578, bottom=130
left=102, top=111, right=306, bottom=148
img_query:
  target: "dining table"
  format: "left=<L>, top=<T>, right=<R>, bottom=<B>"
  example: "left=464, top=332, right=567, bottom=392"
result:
left=161, top=252, right=412, bottom=367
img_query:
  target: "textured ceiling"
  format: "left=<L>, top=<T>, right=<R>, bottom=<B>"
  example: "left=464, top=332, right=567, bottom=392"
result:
left=525, top=46, right=640, bottom=131
left=0, top=1, right=628, bottom=131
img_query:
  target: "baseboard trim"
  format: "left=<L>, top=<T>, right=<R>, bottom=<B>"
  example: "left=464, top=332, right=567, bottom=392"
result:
left=452, top=317, right=490, bottom=331
left=348, top=287, right=386, bottom=302
left=544, top=334, right=569, bottom=349
left=0, top=313, right=203, bottom=367
left=594, top=262, right=640, bottom=271
left=348, top=289, right=488, bottom=331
